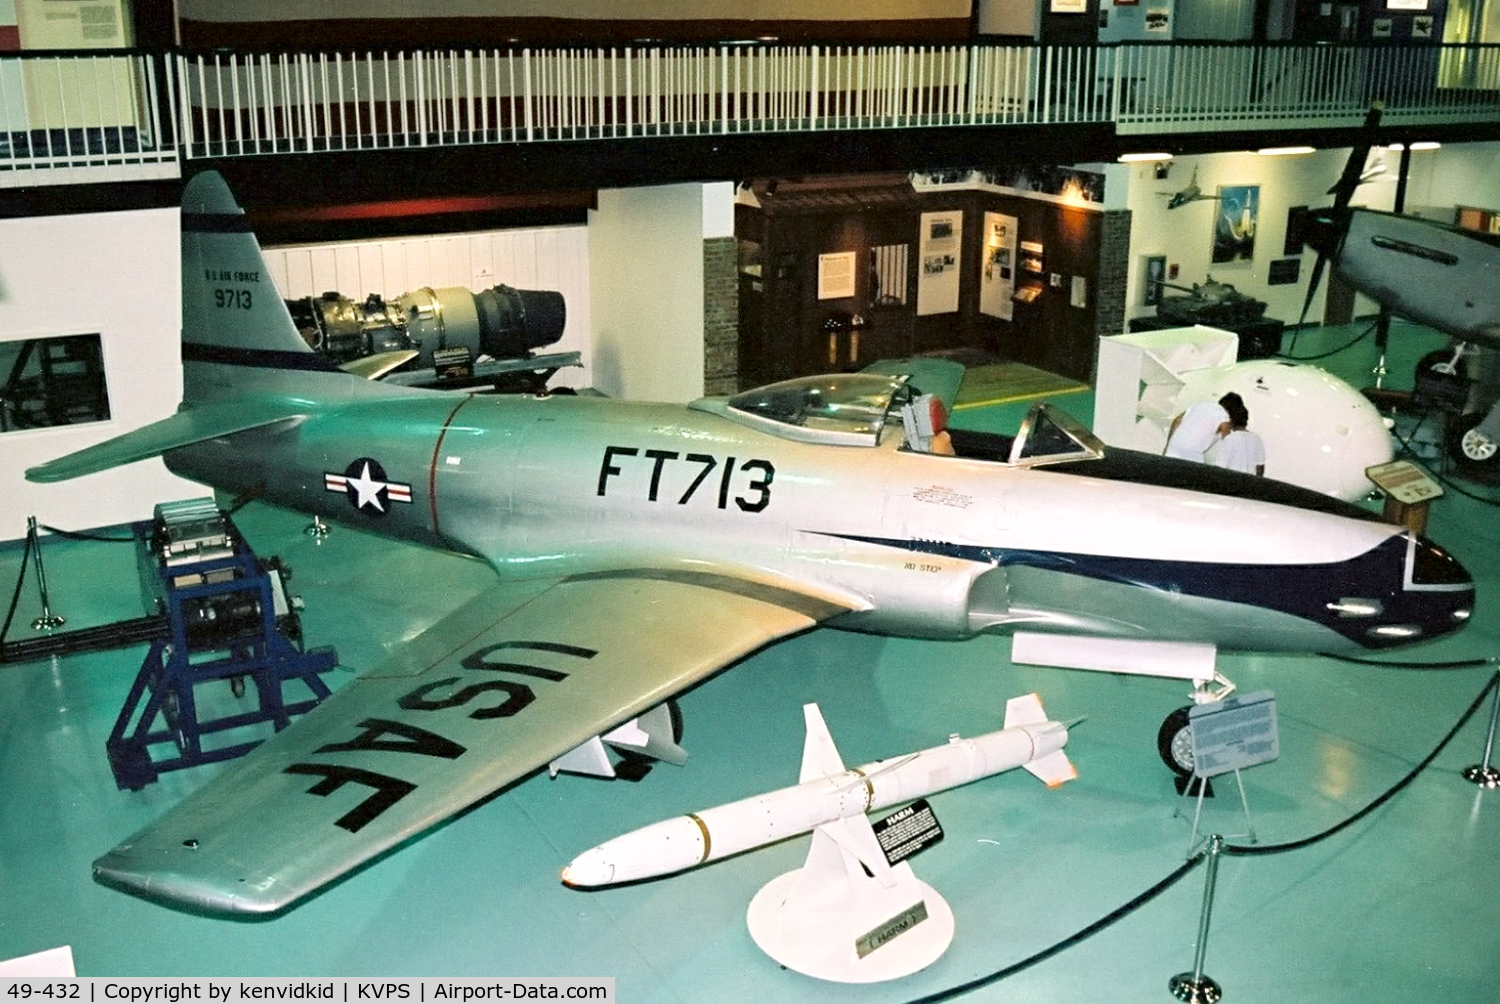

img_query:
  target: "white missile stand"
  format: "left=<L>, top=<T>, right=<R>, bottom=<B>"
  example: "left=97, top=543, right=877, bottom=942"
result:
left=746, top=815, right=955, bottom=983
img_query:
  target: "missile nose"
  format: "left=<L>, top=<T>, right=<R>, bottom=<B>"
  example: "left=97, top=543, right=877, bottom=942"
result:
left=560, top=850, right=614, bottom=889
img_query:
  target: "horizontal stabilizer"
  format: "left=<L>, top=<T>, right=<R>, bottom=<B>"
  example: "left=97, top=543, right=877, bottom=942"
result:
left=1024, top=749, right=1078, bottom=789
left=24, top=400, right=308, bottom=484
left=799, top=703, right=847, bottom=782
left=343, top=350, right=419, bottom=381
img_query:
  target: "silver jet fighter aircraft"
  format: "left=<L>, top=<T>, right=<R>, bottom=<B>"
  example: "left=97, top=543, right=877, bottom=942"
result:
left=28, top=173, right=1474, bottom=915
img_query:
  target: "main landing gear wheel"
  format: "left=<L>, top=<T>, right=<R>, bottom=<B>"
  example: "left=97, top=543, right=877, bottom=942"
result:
left=1448, top=412, right=1500, bottom=479
left=1158, top=706, right=1195, bottom=778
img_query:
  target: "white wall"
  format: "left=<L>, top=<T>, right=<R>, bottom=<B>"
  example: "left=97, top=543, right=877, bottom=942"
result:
left=0, top=208, right=202, bottom=538
left=588, top=185, right=707, bottom=402
left=1401, top=141, right=1500, bottom=222
left=262, top=225, right=593, bottom=389
left=1122, top=146, right=1400, bottom=325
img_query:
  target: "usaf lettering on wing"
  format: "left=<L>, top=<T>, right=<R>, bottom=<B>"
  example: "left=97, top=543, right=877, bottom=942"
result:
left=282, top=641, right=596, bottom=833
left=597, top=446, right=775, bottom=513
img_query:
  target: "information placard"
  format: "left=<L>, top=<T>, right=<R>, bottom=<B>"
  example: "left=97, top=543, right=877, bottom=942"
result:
left=1188, top=691, right=1278, bottom=777
left=872, top=798, right=944, bottom=864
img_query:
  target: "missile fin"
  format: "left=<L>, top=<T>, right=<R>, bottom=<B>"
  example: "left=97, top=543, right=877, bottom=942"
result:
left=1003, top=692, right=1049, bottom=728
left=798, top=703, right=846, bottom=782
left=1024, top=749, right=1078, bottom=789
left=783, top=814, right=899, bottom=912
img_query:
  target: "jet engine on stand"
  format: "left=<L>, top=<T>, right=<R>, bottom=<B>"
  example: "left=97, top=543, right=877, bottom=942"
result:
left=286, top=283, right=576, bottom=392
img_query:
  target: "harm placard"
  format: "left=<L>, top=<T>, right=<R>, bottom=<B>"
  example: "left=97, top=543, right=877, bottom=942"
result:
left=1189, top=691, right=1278, bottom=777
left=872, top=798, right=944, bottom=864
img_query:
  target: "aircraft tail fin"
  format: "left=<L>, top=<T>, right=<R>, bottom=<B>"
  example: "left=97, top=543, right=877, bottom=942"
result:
left=24, top=172, right=366, bottom=486
left=798, top=703, right=847, bottom=783
left=178, top=171, right=344, bottom=407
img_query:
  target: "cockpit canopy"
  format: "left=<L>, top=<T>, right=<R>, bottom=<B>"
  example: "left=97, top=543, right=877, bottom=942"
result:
left=715, top=373, right=909, bottom=446
left=692, top=371, right=1104, bottom=467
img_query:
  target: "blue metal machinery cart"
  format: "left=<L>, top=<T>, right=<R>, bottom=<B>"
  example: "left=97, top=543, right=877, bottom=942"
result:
left=106, top=499, right=338, bottom=790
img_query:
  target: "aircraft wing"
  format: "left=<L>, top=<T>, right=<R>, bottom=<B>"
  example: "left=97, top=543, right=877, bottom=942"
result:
left=24, top=401, right=309, bottom=484
left=93, top=572, right=847, bottom=915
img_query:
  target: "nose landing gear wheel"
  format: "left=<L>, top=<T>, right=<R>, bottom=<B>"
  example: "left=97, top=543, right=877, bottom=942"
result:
left=1158, top=706, right=1194, bottom=778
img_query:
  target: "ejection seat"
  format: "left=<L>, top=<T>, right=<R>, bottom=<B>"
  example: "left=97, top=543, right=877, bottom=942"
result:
left=900, top=393, right=955, bottom=455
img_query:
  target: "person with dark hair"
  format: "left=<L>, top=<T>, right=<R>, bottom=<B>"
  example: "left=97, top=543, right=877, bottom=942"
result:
left=1214, top=393, right=1266, bottom=476
left=1164, top=392, right=1239, bottom=461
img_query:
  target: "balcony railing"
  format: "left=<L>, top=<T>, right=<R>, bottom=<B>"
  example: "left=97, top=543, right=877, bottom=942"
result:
left=4, top=41, right=1500, bottom=187
left=0, top=49, right=179, bottom=186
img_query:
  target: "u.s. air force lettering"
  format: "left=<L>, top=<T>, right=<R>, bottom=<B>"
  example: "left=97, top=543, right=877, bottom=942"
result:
left=284, top=641, right=595, bottom=833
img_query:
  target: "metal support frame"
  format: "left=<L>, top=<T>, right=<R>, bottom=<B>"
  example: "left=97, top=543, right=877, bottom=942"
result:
left=105, top=515, right=337, bottom=790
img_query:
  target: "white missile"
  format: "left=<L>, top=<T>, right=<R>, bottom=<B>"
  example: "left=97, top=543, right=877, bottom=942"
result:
left=561, top=693, right=1076, bottom=888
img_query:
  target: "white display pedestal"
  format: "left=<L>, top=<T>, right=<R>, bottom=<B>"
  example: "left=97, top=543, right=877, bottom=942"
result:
left=745, top=822, right=954, bottom=983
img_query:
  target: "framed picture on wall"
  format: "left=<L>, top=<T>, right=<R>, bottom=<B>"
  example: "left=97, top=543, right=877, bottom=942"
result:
left=1212, top=185, right=1259, bottom=265
left=817, top=251, right=856, bottom=300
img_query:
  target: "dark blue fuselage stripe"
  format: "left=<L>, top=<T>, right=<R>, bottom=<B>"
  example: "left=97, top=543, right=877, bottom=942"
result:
left=183, top=342, right=342, bottom=372
left=182, top=211, right=255, bottom=233
left=823, top=532, right=1469, bottom=648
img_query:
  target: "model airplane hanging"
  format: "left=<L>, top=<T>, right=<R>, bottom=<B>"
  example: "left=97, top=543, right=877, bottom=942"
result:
left=27, top=172, right=1474, bottom=916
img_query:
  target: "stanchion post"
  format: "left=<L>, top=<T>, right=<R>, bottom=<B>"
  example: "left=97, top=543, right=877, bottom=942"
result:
left=1169, top=834, right=1224, bottom=1004
left=1461, top=671, right=1500, bottom=789
left=305, top=515, right=330, bottom=539
left=27, top=516, right=65, bottom=631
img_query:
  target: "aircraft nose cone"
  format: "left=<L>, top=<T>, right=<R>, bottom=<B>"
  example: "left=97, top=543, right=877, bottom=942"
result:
left=1365, top=535, right=1474, bottom=646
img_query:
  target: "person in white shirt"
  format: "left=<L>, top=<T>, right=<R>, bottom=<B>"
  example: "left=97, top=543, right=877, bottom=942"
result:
left=1164, top=394, right=1237, bottom=461
left=1213, top=395, right=1266, bottom=476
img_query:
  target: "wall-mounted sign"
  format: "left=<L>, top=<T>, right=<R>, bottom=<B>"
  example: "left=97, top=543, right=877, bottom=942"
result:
left=1050, top=0, right=1087, bottom=12
left=817, top=251, right=856, bottom=300
left=1268, top=257, right=1302, bottom=286
left=917, top=211, right=962, bottom=317
left=980, top=212, right=1018, bottom=321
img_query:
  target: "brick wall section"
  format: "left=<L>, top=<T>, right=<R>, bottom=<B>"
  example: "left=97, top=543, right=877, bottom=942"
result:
left=703, top=236, right=740, bottom=395
left=1093, top=209, right=1132, bottom=380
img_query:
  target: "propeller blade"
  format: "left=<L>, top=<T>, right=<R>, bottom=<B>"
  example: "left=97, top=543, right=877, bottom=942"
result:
left=1298, top=253, right=1327, bottom=328
left=1329, top=102, right=1384, bottom=212
left=1302, top=103, right=1384, bottom=327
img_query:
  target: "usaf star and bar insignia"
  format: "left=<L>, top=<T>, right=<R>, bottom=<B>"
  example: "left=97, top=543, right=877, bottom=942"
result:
left=325, top=458, right=413, bottom=515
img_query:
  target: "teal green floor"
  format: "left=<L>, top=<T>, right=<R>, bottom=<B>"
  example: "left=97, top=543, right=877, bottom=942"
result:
left=3, top=321, right=1499, bottom=1000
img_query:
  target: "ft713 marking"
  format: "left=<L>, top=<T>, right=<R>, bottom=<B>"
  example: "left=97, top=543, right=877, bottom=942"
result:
left=597, top=446, right=774, bottom=513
